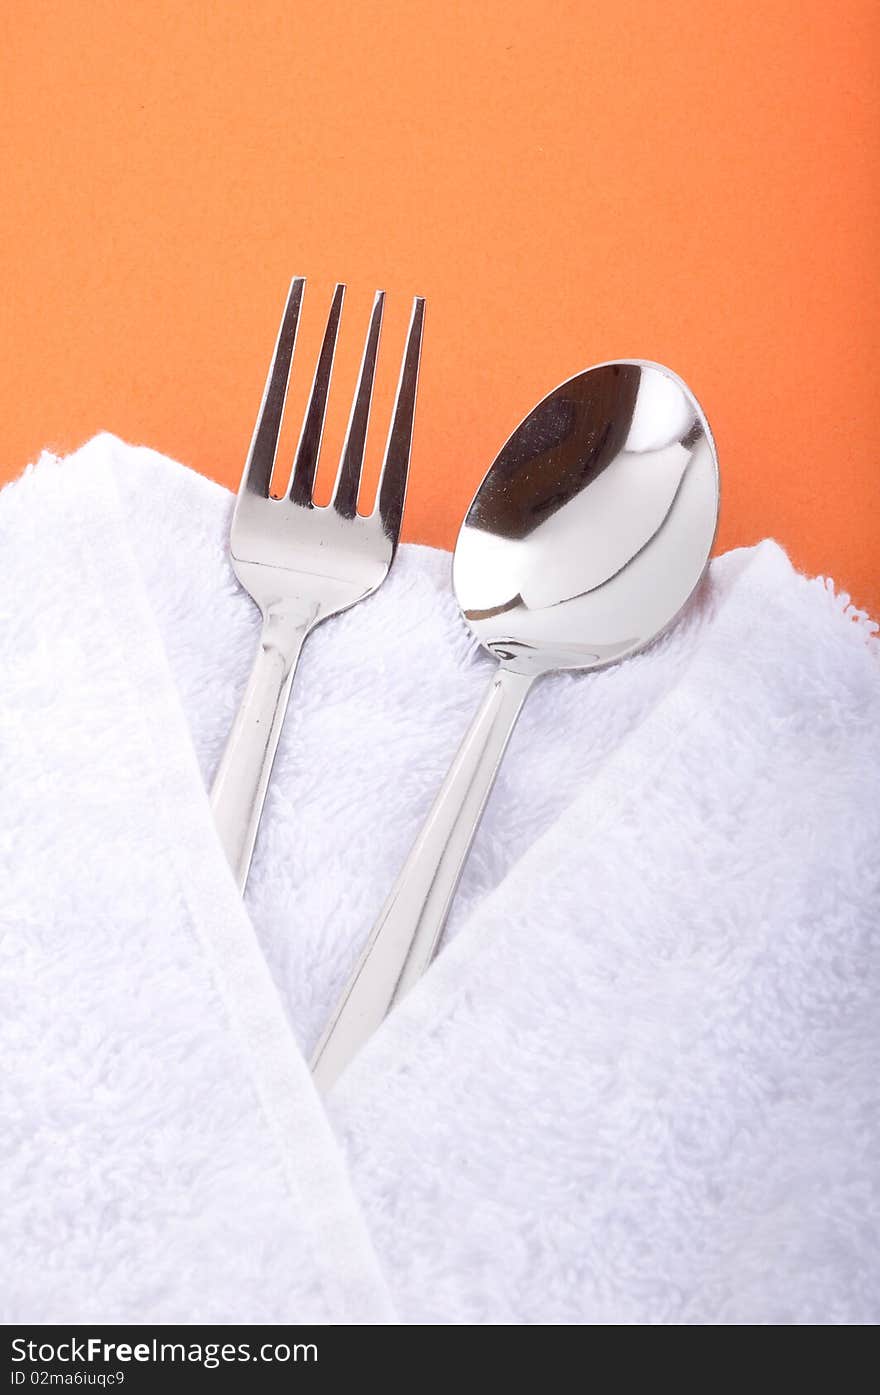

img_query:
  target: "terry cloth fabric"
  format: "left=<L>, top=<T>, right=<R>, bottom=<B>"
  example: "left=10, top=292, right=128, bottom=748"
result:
left=1, top=435, right=878, bottom=1325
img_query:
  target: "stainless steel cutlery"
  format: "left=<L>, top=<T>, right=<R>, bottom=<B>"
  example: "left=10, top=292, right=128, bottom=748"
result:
left=213, top=294, right=719, bottom=1088
left=211, top=278, right=425, bottom=892
left=311, top=360, right=719, bottom=1090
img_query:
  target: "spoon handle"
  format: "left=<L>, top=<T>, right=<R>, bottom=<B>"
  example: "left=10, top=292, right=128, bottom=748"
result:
left=311, top=664, right=534, bottom=1092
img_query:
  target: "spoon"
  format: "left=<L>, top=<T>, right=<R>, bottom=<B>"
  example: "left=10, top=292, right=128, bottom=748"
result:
left=312, top=359, right=719, bottom=1090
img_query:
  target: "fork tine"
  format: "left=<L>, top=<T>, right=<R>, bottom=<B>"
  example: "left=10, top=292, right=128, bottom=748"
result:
left=242, top=277, right=304, bottom=498
left=289, top=283, right=345, bottom=506
left=331, top=290, right=385, bottom=519
left=375, top=296, right=425, bottom=543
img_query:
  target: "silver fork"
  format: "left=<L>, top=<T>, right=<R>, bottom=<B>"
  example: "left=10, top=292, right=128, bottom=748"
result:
left=211, top=277, right=425, bottom=891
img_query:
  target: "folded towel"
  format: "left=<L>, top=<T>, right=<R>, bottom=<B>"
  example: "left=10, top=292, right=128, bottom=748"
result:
left=1, top=434, right=878, bottom=1325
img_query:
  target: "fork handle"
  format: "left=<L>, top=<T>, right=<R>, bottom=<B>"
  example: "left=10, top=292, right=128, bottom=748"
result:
left=211, top=606, right=314, bottom=893
left=311, top=664, right=535, bottom=1092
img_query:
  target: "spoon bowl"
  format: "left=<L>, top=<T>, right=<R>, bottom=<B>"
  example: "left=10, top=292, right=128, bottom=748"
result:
left=453, top=360, right=718, bottom=675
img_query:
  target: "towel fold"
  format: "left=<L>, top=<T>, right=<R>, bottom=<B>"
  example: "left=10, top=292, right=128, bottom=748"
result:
left=1, top=434, right=878, bottom=1324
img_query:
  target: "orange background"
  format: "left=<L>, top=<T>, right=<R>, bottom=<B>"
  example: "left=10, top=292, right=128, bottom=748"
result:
left=2, top=1, right=878, bottom=610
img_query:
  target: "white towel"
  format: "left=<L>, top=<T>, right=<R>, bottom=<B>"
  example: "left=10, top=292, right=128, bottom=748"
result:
left=1, top=434, right=878, bottom=1325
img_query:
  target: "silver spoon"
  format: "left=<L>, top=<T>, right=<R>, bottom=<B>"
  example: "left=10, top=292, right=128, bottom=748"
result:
left=312, top=359, right=719, bottom=1091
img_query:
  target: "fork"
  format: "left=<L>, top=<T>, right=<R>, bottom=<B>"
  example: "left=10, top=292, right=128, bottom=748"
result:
left=210, top=278, right=425, bottom=891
